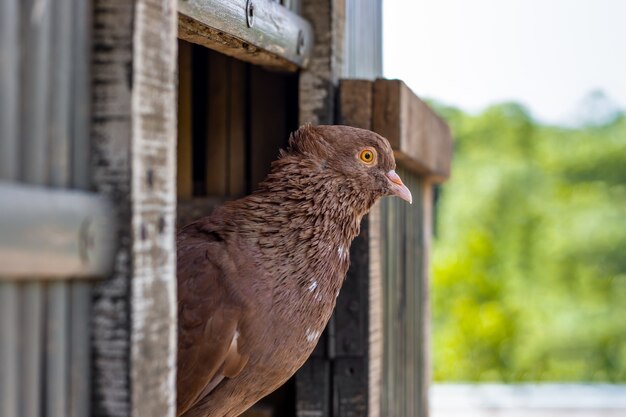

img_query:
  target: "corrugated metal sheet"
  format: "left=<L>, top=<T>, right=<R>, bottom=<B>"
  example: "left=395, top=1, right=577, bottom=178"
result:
left=0, top=1, right=94, bottom=416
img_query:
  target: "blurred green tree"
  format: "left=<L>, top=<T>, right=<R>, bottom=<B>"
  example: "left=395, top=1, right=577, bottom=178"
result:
left=432, top=102, right=626, bottom=382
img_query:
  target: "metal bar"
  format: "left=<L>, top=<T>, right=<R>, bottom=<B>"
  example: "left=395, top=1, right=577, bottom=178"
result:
left=69, top=0, right=94, bottom=415
left=19, top=1, right=53, bottom=416
left=0, top=0, right=20, bottom=180
left=0, top=183, right=116, bottom=279
left=178, top=0, right=313, bottom=71
left=46, top=0, right=75, bottom=414
left=0, top=283, right=19, bottom=417
left=19, top=282, right=44, bottom=417
left=0, top=0, right=21, bottom=415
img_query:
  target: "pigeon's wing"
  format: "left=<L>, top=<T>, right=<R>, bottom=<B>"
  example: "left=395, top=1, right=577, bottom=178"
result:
left=176, top=228, right=250, bottom=416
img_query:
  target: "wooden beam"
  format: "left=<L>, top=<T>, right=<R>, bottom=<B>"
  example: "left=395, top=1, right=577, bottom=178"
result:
left=179, top=0, right=313, bottom=72
left=373, top=79, right=453, bottom=182
left=298, top=0, right=345, bottom=125
left=91, top=0, right=178, bottom=416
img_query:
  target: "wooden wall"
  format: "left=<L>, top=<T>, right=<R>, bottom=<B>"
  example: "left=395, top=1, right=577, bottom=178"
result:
left=177, top=40, right=299, bottom=227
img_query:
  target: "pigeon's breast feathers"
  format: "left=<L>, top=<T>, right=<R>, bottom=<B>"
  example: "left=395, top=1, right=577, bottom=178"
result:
left=210, top=124, right=411, bottom=259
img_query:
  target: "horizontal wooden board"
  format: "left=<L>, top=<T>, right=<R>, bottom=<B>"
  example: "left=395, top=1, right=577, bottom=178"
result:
left=372, top=79, right=453, bottom=182
left=178, top=0, right=313, bottom=72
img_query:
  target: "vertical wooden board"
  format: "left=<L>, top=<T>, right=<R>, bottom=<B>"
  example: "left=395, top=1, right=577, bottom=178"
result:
left=130, top=0, right=178, bottom=416
left=296, top=358, right=331, bottom=417
left=367, top=203, right=382, bottom=417
left=335, top=220, right=368, bottom=357
left=333, top=357, right=368, bottom=417
left=249, top=67, right=288, bottom=188
left=372, top=80, right=401, bottom=151
left=91, top=0, right=134, bottom=413
left=338, top=79, right=373, bottom=129
left=298, top=0, right=345, bottom=125
left=177, top=40, right=193, bottom=199
left=228, top=59, right=247, bottom=197
left=418, top=180, right=432, bottom=417
left=205, top=50, right=228, bottom=196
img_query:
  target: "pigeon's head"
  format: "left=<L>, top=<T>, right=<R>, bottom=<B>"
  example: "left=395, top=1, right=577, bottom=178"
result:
left=284, top=125, right=412, bottom=204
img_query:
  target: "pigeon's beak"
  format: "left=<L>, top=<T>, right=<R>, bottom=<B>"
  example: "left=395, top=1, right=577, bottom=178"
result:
left=386, top=170, right=412, bottom=204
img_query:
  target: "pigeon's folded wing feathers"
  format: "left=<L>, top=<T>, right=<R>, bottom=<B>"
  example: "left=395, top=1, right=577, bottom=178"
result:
left=177, top=228, right=249, bottom=415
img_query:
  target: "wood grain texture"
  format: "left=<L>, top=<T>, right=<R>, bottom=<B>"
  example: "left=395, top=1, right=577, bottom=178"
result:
left=178, top=40, right=193, bottom=199
left=298, top=0, right=345, bottom=125
left=91, top=0, right=177, bottom=416
left=130, top=0, right=178, bottom=415
left=206, top=51, right=229, bottom=195
left=178, top=0, right=313, bottom=72
left=91, top=2, right=134, bottom=414
left=372, top=79, right=453, bottom=182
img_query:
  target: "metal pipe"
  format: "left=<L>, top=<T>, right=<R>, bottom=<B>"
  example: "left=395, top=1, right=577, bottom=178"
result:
left=0, top=0, right=21, bottom=415
left=0, top=183, right=116, bottom=279
left=69, top=0, right=95, bottom=415
left=19, top=0, right=53, bottom=415
left=46, top=0, right=75, bottom=413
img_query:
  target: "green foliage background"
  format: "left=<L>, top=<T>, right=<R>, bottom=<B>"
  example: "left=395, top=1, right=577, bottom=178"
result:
left=431, top=103, right=626, bottom=382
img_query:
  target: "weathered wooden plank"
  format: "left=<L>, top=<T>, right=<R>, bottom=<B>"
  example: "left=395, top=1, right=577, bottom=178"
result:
left=178, top=0, right=313, bottom=72
left=333, top=357, right=368, bottom=417
left=298, top=0, right=345, bottom=125
left=418, top=180, right=432, bottom=417
left=90, top=1, right=138, bottom=415
left=367, top=202, right=383, bottom=417
left=177, top=40, right=194, bottom=199
left=338, top=79, right=373, bottom=130
left=130, top=0, right=178, bottom=416
left=91, top=1, right=178, bottom=415
left=296, top=358, right=331, bottom=417
left=373, top=79, right=453, bottom=182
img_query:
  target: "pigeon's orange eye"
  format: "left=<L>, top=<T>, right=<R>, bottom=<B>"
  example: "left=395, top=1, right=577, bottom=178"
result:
left=359, top=149, right=375, bottom=164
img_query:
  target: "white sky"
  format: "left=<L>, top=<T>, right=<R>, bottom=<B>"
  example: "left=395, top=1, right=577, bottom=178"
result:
left=383, top=0, right=626, bottom=125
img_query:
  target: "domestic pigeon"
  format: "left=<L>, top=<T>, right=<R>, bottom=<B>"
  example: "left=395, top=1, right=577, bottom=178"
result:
left=177, top=125, right=412, bottom=417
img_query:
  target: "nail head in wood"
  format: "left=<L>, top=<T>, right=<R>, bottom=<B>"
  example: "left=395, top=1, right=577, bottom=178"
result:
left=246, top=0, right=255, bottom=28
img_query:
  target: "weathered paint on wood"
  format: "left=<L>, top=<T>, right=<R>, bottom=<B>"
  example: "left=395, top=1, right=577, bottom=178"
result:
left=338, top=78, right=449, bottom=417
left=373, top=79, right=453, bottom=182
left=130, top=0, right=178, bottom=416
left=91, top=0, right=178, bottom=416
left=179, top=0, right=313, bottom=72
left=298, top=0, right=345, bottom=125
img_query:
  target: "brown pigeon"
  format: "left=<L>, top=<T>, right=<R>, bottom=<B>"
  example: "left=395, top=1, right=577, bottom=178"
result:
left=176, top=125, right=412, bottom=417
